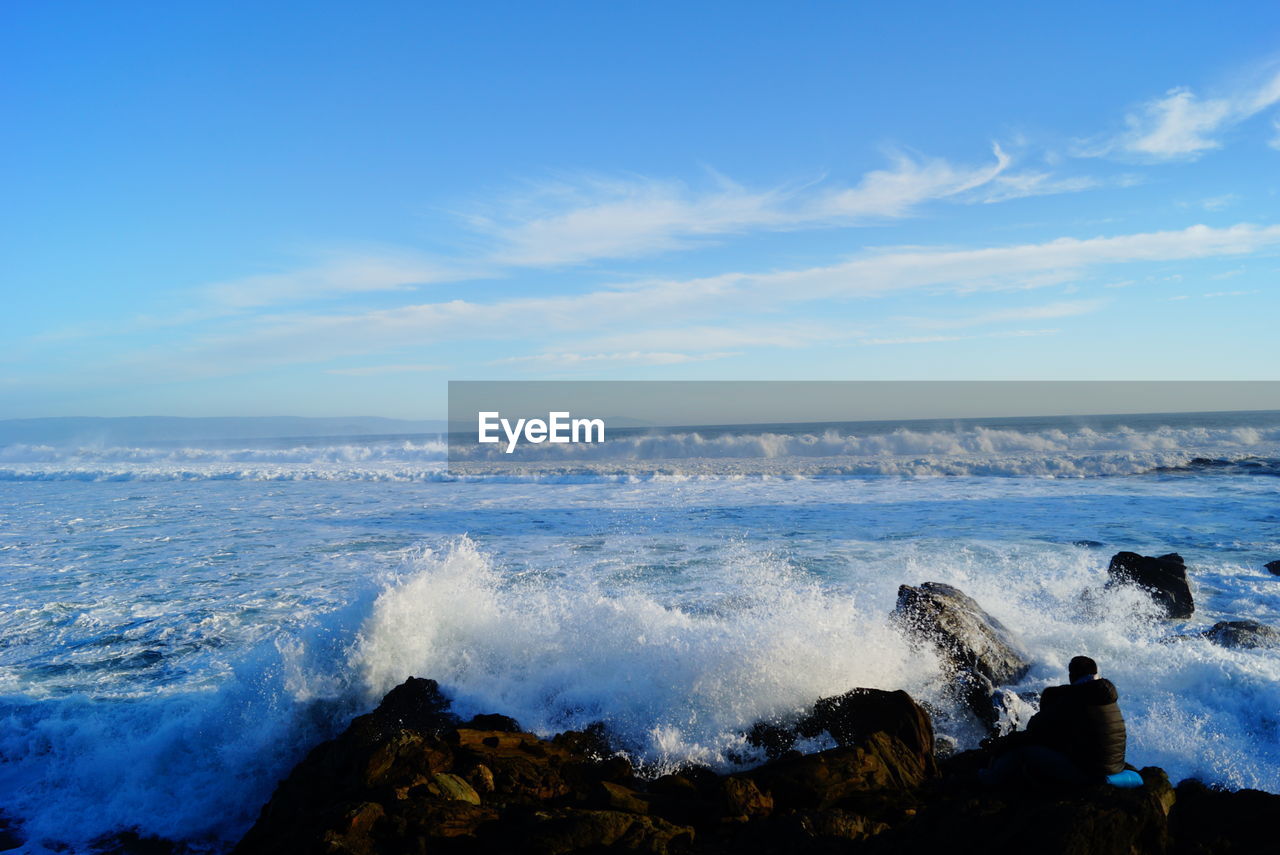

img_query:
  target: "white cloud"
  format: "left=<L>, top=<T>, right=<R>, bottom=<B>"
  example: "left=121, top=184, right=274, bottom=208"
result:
left=977, top=172, right=1103, bottom=203
left=491, top=351, right=738, bottom=368
left=204, top=254, right=462, bottom=309
left=1089, top=68, right=1280, bottom=160
left=470, top=147, right=1033, bottom=267
left=325, top=363, right=445, bottom=376
left=898, top=299, right=1108, bottom=330
left=570, top=323, right=857, bottom=353
left=96, top=222, right=1280, bottom=382
left=1202, top=289, right=1260, bottom=298
left=1199, top=194, right=1239, bottom=211
left=859, top=329, right=1060, bottom=346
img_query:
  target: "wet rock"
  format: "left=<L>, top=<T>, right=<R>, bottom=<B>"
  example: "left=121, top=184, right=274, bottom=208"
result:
left=467, top=713, right=523, bottom=732
left=800, top=688, right=936, bottom=764
left=552, top=721, right=615, bottom=760
left=745, top=719, right=798, bottom=759
left=749, top=725, right=937, bottom=813
left=1265, top=560, right=1280, bottom=576
left=1201, top=619, right=1280, bottom=649
left=892, top=582, right=1032, bottom=729
left=1107, top=552, right=1194, bottom=619
left=375, top=675, right=461, bottom=734
left=235, top=675, right=678, bottom=855
left=235, top=675, right=1280, bottom=855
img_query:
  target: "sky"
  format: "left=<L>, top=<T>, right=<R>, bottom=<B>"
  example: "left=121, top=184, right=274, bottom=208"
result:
left=4, top=1, right=1280, bottom=419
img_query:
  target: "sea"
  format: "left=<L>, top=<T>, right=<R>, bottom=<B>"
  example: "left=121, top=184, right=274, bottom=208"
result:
left=1, top=409, right=1279, bottom=852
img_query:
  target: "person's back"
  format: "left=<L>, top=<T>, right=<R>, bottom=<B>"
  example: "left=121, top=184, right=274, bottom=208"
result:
left=982, top=655, right=1127, bottom=787
left=1028, top=663, right=1126, bottom=777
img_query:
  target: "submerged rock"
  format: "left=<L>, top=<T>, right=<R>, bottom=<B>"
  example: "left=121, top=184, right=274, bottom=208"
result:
left=1201, top=619, right=1280, bottom=649
left=1106, top=552, right=1194, bottom=619
left=891, top=582, right=1032, bottom=730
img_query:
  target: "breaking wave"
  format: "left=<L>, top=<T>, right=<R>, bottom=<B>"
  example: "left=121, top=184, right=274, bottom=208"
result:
left=3, top=423, right=1278, bottom=482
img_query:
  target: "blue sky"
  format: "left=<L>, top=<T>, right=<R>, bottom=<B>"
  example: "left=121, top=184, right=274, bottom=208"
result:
left=4, top=1, right=1280, bottom=419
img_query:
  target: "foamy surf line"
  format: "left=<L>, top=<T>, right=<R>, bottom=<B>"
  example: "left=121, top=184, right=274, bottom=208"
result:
left=3, top=421, right=1280, bottom=481
left=4, top=452, right=1279, bottom=482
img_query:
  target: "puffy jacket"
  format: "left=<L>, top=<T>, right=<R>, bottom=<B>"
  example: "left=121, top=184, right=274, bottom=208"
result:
left=1026, top=677, right=1127, bottom=777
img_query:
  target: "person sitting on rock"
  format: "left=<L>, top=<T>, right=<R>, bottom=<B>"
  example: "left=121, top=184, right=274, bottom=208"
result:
left=982, top=655, right=1127, bottom=787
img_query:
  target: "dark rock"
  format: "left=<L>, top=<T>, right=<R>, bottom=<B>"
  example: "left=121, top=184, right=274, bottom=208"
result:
left=1170, top=778, right=1280, bottom=854
left=1201, top=619, right=1280, bottom=649
left=236, top=675, right=1280, bottom=855
left=87, top=830, right=181, bottom=855
left=866, top=766, right=1176, bottom=855
left=1074, top=540, right=1106, bottom=548
left=892, top=582, right=1032, bottom=729
left=1265, top=560, right=1280, bottom=576
left=373, top=675, right=461, bottom=735
left=552, top=721, right=615, bottom=760
left=799, top=688, right=936, bottom=764
left=0, top=811, right=22, bottom=853
left=514, top=809, right=694, bottom=855
left=1107, top=552, right=1195, bottom=619
left=745, top=719, right=798, bottom=759
left=748, top=727, right=937, bottom=812
left=467, top=713, right=523, bottom=732
left=589, top=780, right=652, bottom=814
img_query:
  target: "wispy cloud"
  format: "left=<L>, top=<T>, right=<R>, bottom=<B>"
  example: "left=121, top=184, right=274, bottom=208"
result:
left=466, top=146, right=1063, bottom=267
left=860, top=329, right=1060, bottom=346
left=898, top=298, right=1108, bottom=330
left=570, top=323, right=857, bottom=353
left=324, top=363, right=446, bottom=376
left=1085, top=67, right=1280, bottom=160
left=977, top=172, right=1106, bottom=203
left=205, top=253, right=462, bottom=309
left=491, top=351, right=738, bottom=368
left=95, top=222, right=1280, bottom=383
left=1202, top=289, right=1260, bottom=298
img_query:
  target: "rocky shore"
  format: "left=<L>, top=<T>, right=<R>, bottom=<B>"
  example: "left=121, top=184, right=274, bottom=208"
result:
left=227, top=550, right=1279, bottom=855
left=229, top=675, right=1276, bottom=855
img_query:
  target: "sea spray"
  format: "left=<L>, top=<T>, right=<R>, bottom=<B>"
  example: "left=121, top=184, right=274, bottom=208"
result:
left=349, top=537, right=946, bottom=770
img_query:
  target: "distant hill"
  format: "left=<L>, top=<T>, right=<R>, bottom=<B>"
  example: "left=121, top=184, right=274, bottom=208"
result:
left=0, top=416, right=448, bottom=445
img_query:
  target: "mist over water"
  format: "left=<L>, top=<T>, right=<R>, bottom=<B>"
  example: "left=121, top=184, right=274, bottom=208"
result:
left=1, top=411, right=1278, bottom=852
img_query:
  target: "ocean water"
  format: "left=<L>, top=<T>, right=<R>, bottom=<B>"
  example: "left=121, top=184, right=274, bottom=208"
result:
left=1, top=410, right=1279, bottom=852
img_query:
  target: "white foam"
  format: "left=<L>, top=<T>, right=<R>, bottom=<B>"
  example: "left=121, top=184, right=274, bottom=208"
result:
left=2, top=423, right=1277, bottom=481
left=350, top=537, right=945, bottom=769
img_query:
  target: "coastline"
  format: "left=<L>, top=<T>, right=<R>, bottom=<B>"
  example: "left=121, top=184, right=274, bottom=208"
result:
left=224, top=676, right=1276, bottom=855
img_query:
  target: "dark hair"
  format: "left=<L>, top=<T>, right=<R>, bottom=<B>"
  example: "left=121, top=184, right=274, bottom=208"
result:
left=1068, top=655, right=1098, bottom=680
